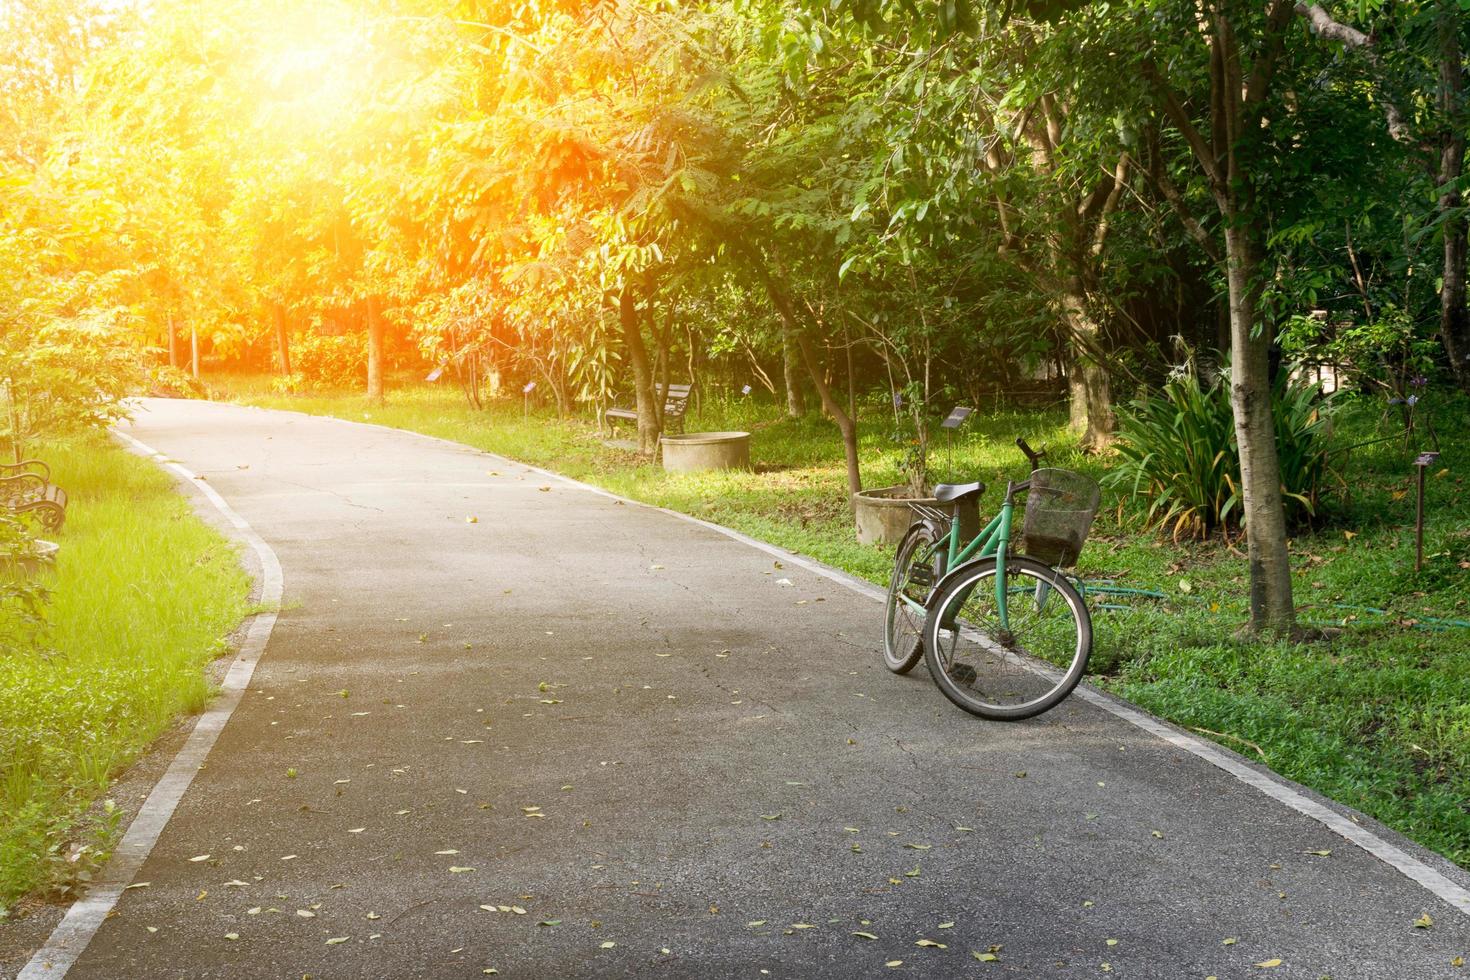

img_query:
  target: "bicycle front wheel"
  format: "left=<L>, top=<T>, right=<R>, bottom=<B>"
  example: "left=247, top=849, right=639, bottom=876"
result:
left=883, top=522, right=943, bottom=674
left=923, top=555, right=1091, bottom=720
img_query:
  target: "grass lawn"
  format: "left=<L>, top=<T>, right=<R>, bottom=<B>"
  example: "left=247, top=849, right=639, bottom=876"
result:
left=0, top=433, right=250, bottom=911
left=218, top=372, right=1470, bottom=870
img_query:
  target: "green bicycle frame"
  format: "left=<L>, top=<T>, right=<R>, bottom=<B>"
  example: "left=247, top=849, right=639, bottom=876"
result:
left=936, top=483, right=1019, bottom=628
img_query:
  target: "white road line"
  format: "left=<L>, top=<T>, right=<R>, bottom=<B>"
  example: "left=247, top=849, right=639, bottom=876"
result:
left=506, top=456, right=1470, bottom=918
left=19, top=431, right=285, bottom=979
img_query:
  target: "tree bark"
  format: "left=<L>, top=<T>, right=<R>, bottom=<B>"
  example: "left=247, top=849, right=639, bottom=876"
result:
left=272, top=302, right=292, bottom=376
left=189, top=323, right=199, bottom=380
left=1437, top=0, right=1470, bottom=390
left=366, top=297, right=384, bottom=404
left=1148, top=4, right=1299, bottom=635
left=619, top=282, right=660, bottom=455
left=1224, top=224, right=1296, bottom=633
left=1060, top=278, right=1115, bottom=451
left=794, top=332, right=862, bottom=496
left=733, top=242, right=860, bottom=492
left=167, top=312, right=179, bottom=370
left=782, top=326, right=807, bottom=417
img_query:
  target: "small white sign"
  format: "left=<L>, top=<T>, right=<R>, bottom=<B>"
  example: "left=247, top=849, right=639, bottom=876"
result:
left=741, top=384, right=752, bottom=395
left=523, top=381, right=537, bottom=394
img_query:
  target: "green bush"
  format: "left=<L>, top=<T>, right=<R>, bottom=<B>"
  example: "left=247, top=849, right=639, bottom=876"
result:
left=0, top=516, right=47, bottom=655
left=1107, top=364, right=1337, bottom=539
left=292, top=334, right=365, bottom=390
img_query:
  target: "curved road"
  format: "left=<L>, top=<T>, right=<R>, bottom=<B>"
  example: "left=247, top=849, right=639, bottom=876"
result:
left=10, top=398, right=1470, bottom=978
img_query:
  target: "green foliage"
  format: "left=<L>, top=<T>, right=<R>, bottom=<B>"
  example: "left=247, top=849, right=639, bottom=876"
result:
left=145, top=364, right=207, bottom=399
left=1108, top=365, right=1339, bottom=539
left=0, top=435, right=248, bottom=908
left=0, top=516, right=48, bottom=655
left=0, top=315, right=140, bottom=461
left=289, top=333, right=366, bottom=390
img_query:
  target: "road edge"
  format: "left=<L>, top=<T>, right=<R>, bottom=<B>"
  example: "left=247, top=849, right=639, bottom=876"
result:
left=16, top=430, right=285, bottom=979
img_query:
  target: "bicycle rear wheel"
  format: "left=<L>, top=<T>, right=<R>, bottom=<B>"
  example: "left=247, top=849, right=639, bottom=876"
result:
left=883, top=522, right=943, bottom=674
left=922, top=555, right=1091, bottom=720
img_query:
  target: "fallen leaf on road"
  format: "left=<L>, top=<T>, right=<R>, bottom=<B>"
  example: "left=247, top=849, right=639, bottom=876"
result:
left=1414, top=913, right=1434, bottom=929
left=852, top=932, right=878, bottom=940
left=973, top=951, right=998, bottom=962
left=189, top=854, right=211, bottom=862
left=448, top=866, right=476, bottom=873
left=326, top=937, right=349, bottom=945
left=224, top=933, right=239, bottom=941
left=125, top=882, right=150, bottom=890
left=915, top=939, right=946, bottom=948
left=296, top=910, right=316, bottom=918
left=1254, top=959, right=1282, bottom=968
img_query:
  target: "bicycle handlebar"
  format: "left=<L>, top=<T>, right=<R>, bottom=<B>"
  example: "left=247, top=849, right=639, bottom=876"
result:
left=1015, top=437, right=1046, bottom=473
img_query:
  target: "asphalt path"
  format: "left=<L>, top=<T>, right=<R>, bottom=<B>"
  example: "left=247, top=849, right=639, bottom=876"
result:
left=7, top=398, right=1469, bottom=979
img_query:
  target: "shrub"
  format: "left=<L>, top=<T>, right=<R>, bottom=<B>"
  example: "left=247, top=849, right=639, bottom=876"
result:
left=145, top=364, right=207, bottom=399
left=0, top=516, right=48, bottom=656
left=292, top=334, right=365, bottom=390
left=1107, top=364, right=1337, bottom=539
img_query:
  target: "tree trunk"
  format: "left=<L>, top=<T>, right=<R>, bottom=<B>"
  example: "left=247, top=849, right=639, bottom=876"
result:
left=1224, top=223, right=1296, bottom=634
left=272, top=302, right=292, bottom=376
left=366, top=297, right=384, bottom=404
left=795, top=333, right=862, bottom=496
left=1060, top=279, right=1115, bottom=451
left=782, top=326, right=807, bottom=417
left=1437, top=0, right=1470, bottom=390
left=189, top=324, right=200, bottom=380
left=619, top=282, right=660, bottom=455
left=167, top=312, right=179, bottom=370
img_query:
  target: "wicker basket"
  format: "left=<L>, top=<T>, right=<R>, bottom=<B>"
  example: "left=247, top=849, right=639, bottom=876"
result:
left=1020, top=468, right=1100, bottom=567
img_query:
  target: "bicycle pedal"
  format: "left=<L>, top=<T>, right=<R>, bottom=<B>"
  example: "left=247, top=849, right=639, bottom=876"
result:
left=910, top=565, right=934, bottom=588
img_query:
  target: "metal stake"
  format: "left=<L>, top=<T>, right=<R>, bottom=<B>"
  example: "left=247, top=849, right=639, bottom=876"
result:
left=1413, top=451, right=1440, bottom=573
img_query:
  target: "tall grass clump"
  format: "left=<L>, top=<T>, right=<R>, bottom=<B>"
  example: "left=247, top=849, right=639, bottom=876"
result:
left=0, top=434, right=248, bottom=911
left=1107, top=364, right=1338, bottom=539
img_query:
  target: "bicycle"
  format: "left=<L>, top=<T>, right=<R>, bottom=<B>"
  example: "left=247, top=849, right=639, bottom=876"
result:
left=882, top=438, right=1101, bottom=721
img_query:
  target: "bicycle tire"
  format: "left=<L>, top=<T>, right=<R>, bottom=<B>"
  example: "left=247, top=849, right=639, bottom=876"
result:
left=883, top=521, right=944, bottom=674
left=922, top=555, right=1091, bottom=720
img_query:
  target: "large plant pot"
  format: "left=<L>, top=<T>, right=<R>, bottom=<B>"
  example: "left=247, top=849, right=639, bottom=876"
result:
left=852, top=486, right=979, bottom=547
left=661, top=431, right=751, bottom=473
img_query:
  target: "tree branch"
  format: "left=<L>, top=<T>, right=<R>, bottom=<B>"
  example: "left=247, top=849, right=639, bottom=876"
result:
left=1143, top=60, right=1226, bottom=203
left=1089, top=155, right=1131, bottom=257
left=1140, top=140, right=1225, bottom=267
left=1294, top=3, right=1419, bottom=145
left=1243, top=0, right=1298, bottom=130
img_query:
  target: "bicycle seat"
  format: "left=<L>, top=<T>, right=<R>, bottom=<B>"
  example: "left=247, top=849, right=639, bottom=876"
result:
left=933, top=481, right=986, bottom=504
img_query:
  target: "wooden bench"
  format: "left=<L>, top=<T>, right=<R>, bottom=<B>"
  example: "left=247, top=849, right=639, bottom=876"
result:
left=1, top=464, right=68, bottom=533
left=605, top=383, right=691, bottom=435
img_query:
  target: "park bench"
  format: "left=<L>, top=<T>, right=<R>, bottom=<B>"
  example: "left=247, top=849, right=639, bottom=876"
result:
left=1, top=461, right=68, bottom=533
left=605, top=383, right=691, bottom=435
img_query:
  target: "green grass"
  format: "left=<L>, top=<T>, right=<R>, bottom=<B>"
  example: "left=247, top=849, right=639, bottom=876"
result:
left=217, top=372, right=1470, bottom=869
left=0, top=433, right=250, bottom=910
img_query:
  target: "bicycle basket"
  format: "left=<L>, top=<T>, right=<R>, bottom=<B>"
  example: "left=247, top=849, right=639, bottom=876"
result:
left=1020, top=468, right=1100, bottom=567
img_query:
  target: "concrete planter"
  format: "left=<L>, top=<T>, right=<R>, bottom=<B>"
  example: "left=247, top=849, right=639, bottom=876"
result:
left=661, top=431, right=751, bottom=473
left=1, top=539, right=58, bottom=579
left=852, top=486, right=979, bottom=547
